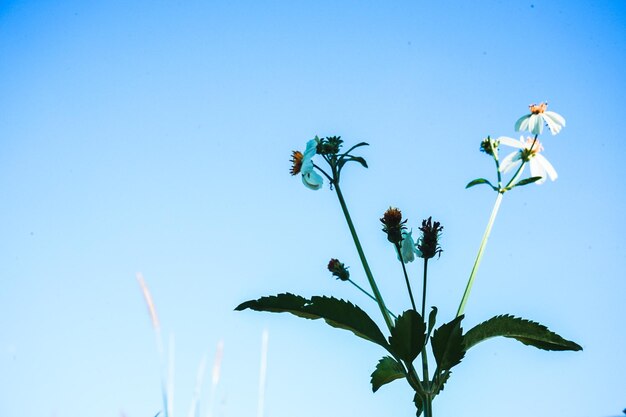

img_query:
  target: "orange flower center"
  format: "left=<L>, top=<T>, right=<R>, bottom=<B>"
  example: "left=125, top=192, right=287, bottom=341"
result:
left=290, top=151, right=304, bottom=175
left=529, top=102, right=547, bottom=114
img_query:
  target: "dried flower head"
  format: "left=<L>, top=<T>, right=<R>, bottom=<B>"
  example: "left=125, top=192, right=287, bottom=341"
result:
left=327, top=258, right=350, bottom=281
left=381, top=207, right=406, bottom=245
left=418, top=217, right=443, bottom=259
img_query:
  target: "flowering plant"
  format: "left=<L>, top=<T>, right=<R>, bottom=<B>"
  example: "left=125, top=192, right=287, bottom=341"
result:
left=236, top=104, right=579, bottom=416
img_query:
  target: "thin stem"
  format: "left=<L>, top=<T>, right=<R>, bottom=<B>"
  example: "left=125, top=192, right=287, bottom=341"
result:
left=420, top=258, right=430, bottom=385
left=334, top=183, right=395, bottom=332
left=312, top=162, right=333, bottom=183
left=456, top=191, right=504, bottom=317
left=395, top=244, right=417, bottom=312
left=347, top=279, right=397, bottom=320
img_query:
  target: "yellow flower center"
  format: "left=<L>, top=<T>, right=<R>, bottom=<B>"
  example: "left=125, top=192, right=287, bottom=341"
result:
left=529, top=102, right=547, bottom=114
left=290, top=151, right=304, bottom=175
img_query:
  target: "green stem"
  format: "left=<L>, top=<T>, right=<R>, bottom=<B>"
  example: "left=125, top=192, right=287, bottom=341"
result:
left=347, top=279, right=397, bottom=320
left=420, top=258, right=430, bottom=385
left=423, top=393, right=433, bottom=417
left=456, top=191, right=504, bottom=317
left=334, top=183, right=394, bottom=332
left=395, top=244, right=417, bottom=312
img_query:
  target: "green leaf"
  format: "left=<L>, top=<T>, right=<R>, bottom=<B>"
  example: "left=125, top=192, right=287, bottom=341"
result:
left=389, top=310, right=426, bottom=363
left=464, top=314, right=582, bottom=351
left=347, top=156, right=368, bottom=168
left=370, top=356, right=405, bottom=392
left=236, top=293, right=312, bottom=316
left=466, top=178, right=496, bottom=190
left=413, top=393, right=424, bottom=417
left=433, top=370, right=451, bottom=395
left=512, top=176, right=543, bottom=188
left=426, top=307, right=438, bottom=341
left=431, top=315, right=465, bottom=372
left=343, top=141, right=369, bottom=155
left=236, top=293, right=389, bottom=348
left=308, top=296, right=388, bottom=346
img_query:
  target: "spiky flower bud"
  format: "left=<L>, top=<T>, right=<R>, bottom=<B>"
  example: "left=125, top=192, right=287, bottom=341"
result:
left=480, top=136, right=499, bottom=156
left=381, top=207, right=406, bottom=245
left=317, top=136, right=343, bottom=156
left=418, top=217, right=443, bottom=259
left=327, top=258, right=350, bottom=281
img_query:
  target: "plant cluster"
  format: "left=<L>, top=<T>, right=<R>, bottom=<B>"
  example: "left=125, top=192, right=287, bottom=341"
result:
left=237, top=103, right=580, bottom=417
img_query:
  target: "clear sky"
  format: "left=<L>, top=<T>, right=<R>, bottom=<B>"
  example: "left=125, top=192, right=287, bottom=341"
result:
left=1, top=1, right=624, bottom=417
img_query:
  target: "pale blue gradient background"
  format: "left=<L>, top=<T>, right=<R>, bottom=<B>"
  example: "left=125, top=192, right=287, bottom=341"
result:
left=1, top=1, right=624, bottom=416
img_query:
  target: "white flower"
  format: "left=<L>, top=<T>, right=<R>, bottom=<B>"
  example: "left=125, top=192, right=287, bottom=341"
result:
left=290, top=138, right=323, bottom=190
left=499, top=136, right=558, bottom=185
left=514, top=102, right=566, bottom=136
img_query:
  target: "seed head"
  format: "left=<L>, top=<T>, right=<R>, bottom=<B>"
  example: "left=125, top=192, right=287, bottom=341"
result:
left=418, top=217, right=443, bottom=259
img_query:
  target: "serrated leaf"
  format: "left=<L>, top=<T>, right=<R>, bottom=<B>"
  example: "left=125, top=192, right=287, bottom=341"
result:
left=308, top=296, right=388, bottom=347
left=370, top=356, right=405, bottom=392
left=426, top=307, right=438, bottom=341
left=466, top=178, right=495, bottom=189
left=236, top=293, right=311, bottom=316
left=413, top=393, right=424, bottom=417
left=236, top=293, right=389, bottom=348
left=464, top=314, right=582, bottom=351
left=389, top=310, right=426, bottom=363
left=431, top=315, right=465, bottom=372
left=512, top=176, right=543, bottom=188
left=433, top=370, right=451, bottom=395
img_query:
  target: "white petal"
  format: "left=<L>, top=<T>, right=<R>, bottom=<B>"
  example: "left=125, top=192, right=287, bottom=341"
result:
left=530, top=114, right=543, bottom=135
left=304, top=139, right=318, bottom=160
left=500, top=151, right=523, bottom=174
left=514, top=115, right=529, bottom=132
left=515, top=114, right=532, bottom=132
left=498, top=136, right=524, bottom=149
left=543, top=112, right=565, bottom=135
left=544, top=111, right=566, bottom=127
left=529, top=159, right=546, bottom=184
left=534, top=153, right=558, bottom=181
left=302, top=170, right=323, bottom=190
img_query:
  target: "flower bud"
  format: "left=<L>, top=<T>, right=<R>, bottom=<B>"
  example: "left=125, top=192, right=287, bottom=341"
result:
left=317, top=136, right=343, bottom=155
left=327, top=258, right=350, bottom=281
left=480, top=136, right=499, bottom=156
left=418, top=217, right=443, bottom=259
left=381, top=207, right=406, bottom=245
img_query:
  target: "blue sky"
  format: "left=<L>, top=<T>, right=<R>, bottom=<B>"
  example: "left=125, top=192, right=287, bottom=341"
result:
left=1, top=1, right=625, bottom=416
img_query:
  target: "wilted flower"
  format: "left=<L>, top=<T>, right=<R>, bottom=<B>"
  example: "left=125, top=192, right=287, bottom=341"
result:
left=514, top=102, right=566, bottom=136
left=381, top=207, right=406, bottom=245
left=327, top=258, right=350, bottom=281
left=398, top=230, right=419, bottom=263
left=290, top=138, right=323, bottom=190
left=499, top=136, right=558, bottom=185
left=418, top=217, right=443, bottom=259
